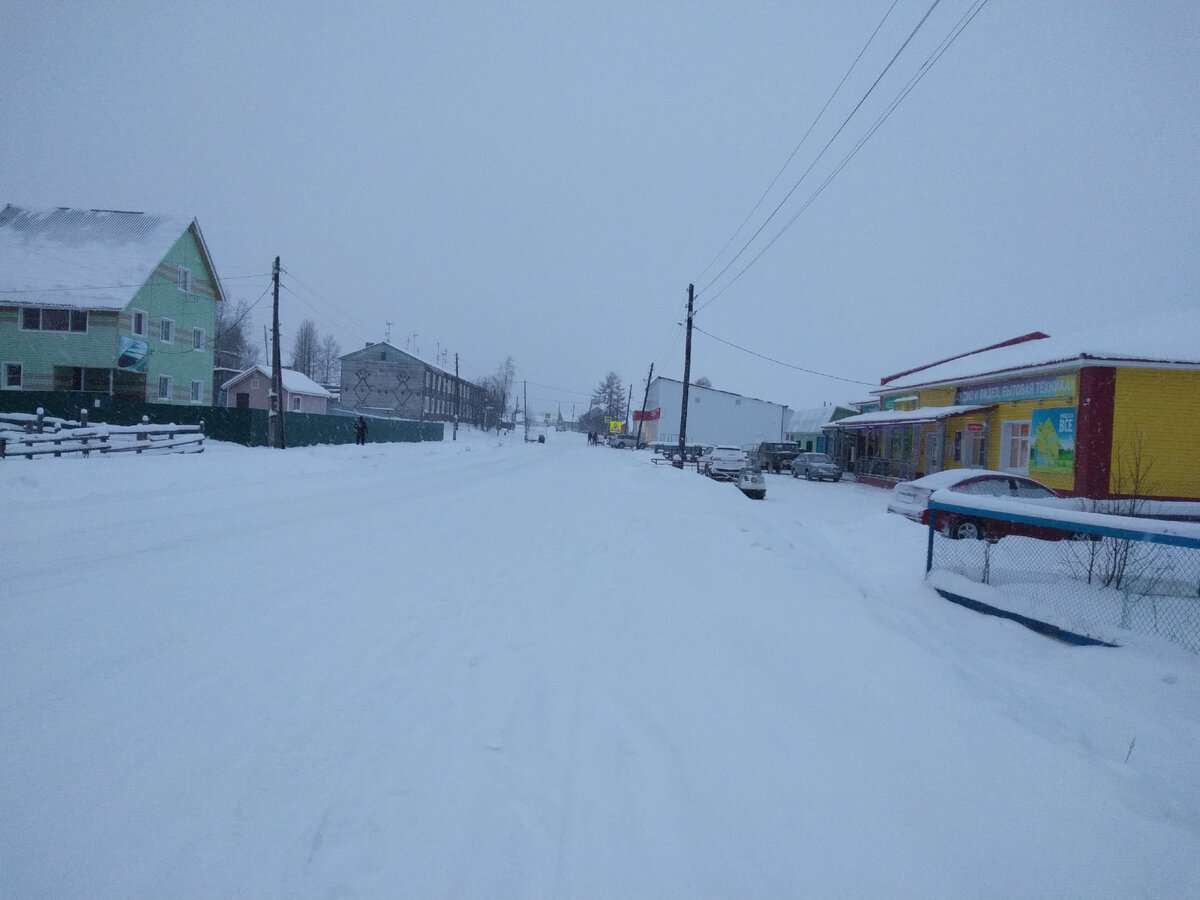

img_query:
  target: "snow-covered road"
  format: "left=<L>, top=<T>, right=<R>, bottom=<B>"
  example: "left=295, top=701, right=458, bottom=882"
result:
left=3, top=430, right=1198, bottom=898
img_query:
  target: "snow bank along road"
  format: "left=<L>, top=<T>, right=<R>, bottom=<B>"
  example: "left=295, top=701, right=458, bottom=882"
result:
left=2, top=431, right=1198, bottom=898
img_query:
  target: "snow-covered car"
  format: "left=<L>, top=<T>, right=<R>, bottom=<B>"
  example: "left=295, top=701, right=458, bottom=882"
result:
left=698, top=445, right=749, bottom=479
left=737, top=466, right=766, bottom=500
left=887, top=469, right=1065, bottom=541
left=791, top=452, right=842, bottom=481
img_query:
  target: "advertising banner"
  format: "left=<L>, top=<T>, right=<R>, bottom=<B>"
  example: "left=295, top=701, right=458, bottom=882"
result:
left=117, top=337, right=149, bottom=371
left=956, top=373, right=1076, bottom=405
left=1029, top=407, right=1077, bottom=476
left=633, top=407, right=661, bottom=421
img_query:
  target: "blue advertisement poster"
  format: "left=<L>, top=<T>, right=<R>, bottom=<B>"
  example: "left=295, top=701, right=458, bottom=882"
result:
left=1029, top=407, right=1076, bottom=476
left=117, top=337, right=149, bottom=371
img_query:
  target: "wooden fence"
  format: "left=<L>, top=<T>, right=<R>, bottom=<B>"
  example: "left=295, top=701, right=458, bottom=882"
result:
left=0, top=410, right=204, bottom=460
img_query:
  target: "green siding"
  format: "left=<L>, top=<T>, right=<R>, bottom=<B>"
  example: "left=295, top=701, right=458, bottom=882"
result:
left=0, top=227, right=218, bottom=405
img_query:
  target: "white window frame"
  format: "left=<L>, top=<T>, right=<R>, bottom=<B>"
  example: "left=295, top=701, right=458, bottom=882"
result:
left=192, top=327, right=204, bottom=350
left=3, top=362, right=22, bottom=390
left=19, top=307, right=88, bottom=333
left=291, top=395, right=302, bottom=412
left=160, top=318, right=175, bottom=345
left=1000, top=420, right=1031, bottom=473
left=157, top=375, right=173, bottom=401
left=190, top=379, right=203, bottom=403
left=177, top=266, right=191, bottom=293
left=132, top=308, right=148, bottom=337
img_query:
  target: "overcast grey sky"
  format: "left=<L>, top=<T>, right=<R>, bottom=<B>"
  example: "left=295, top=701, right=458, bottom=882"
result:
left=3, top=1, right=1197, bottom=417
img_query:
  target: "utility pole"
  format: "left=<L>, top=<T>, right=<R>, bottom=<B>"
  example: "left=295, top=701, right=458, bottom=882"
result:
left=385, top=321, right=392, bottom=343
left=523, top=380, right=529, bottom=442
left=454, top=353, right=459, bottom=441
left=268, top=256, right=285, bottom=449
left=676, top=283, right=694, bottom=467
left=625, top=384, right=633, bottom=436
left=636, top=362, right=653, bottom=448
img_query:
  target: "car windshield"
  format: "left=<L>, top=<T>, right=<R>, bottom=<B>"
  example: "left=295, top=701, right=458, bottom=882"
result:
left=807, top=454, right=834, bottom=464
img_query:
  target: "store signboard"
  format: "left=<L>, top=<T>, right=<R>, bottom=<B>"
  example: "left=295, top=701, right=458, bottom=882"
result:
left=1029, top=407, right=1077, bottom=476
left=956, top=374, right=1076, bottom=405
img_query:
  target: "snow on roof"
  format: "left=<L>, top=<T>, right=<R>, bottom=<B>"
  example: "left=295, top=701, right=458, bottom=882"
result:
left=0, top=203, right=199, bottom=311
left=222, top=365, right=332, bottom=398
left=880, top=308, right=1200, bottom=392
left=830, top=404, right=994, bottom=429
left=787, top=406, right=844, bottom=433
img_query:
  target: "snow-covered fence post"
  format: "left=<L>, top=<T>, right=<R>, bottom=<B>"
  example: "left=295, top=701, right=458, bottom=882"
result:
left=80, top=409, right=88, bottom=427
left=35, top=408, right=45, bottom=433
left=136, top=415, right=150, bottom=454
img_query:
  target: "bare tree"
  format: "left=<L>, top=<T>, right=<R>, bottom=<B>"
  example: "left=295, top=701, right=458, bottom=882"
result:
left=214, top=299, right=261, bottom=373
left=315, top=333, right=341, bottom=385
left=290, top=319, right=320, bottom=378
left=480, top=356, right=516, bottom=431
left=694, top=376, right=712, bottom=389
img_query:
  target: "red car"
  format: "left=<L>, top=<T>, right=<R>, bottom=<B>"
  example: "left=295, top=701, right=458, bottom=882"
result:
left=887, top=469, right=1067, bottom=541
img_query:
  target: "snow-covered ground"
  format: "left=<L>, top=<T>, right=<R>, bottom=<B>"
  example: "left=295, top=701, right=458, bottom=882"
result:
left=2, top=429, right=1198, bottom=899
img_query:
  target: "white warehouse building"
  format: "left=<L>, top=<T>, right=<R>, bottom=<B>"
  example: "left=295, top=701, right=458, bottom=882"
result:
left=635, top=377, right=789, bottom=450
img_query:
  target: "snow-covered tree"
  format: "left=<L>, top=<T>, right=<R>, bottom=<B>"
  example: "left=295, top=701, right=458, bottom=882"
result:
left=591, top=371, right=625, bottom=422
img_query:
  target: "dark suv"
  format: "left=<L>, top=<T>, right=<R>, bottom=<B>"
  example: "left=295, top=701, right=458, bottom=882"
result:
left=754, top=441, right=803, bottom=473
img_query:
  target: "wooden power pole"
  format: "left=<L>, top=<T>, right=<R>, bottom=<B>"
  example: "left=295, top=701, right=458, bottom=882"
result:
left=635, top=362, right=653, bottom=447
left=454, top=353, right=459, bottom=441
left=675, top=284, right=694, bottom=467
left=268, top=256, right=285, bottom=449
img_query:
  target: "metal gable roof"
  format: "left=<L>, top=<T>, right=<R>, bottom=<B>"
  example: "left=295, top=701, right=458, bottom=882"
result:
left=0, top=203, right=212, bottom=311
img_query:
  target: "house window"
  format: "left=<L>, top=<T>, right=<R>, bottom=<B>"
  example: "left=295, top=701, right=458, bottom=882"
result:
left=1001, top=421, right=1030, bottom=473
left=3, top=362, right=21, bottom=389
left=161, top=318, right=175, bottom=344
left=190, top=379, right=203, bottom=403
left=251, top=374, right=259, bottom=389
left=158, top=375, right=173, bottom=401
left=20, top=308, right=87, bottom=332
left=193, top=327, right=204, bottom=350
left=291, top=396, right=301, bottom=412
left=177, top=266, right=191, bottom=293
left=132, top=309, right=147, bottom=337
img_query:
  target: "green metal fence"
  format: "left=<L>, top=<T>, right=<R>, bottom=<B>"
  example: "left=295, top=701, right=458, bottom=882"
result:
left=0, top=391, right=442, bottom=447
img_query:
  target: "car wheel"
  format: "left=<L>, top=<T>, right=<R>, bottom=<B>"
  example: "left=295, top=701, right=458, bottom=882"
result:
left=791, top=469, right=798, bottom=478
left=805, top=470, right=814, bottom=481
left=951, top=519, right=985, bottom=540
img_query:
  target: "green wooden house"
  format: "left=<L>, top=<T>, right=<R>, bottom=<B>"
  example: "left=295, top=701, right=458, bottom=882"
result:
left=0, top=204, right=225, bottom=405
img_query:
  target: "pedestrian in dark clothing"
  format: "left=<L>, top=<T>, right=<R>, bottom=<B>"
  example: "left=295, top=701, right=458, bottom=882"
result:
left=355, top=416, right=367, bottom=445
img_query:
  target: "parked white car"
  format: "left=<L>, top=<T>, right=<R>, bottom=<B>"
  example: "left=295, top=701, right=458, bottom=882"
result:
left=698, top=445, right=749, bottom=479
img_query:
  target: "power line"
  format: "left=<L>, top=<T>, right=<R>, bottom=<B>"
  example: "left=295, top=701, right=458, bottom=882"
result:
left=695, top=0, right=947, bottom=311
left=696, top=0, right=990, bottom=313
left=692, top=324, right=876, bottom=386
left=0, top=272, right=269, bottom=295
left=694, top=0, right=903, bottom=285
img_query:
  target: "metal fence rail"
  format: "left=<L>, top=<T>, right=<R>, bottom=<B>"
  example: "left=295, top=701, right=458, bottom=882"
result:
left=926, top=499, right=1200, bottom=654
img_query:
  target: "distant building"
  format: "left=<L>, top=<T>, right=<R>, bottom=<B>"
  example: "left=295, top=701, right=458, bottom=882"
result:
left=221, top=365, right=331, bottom=414
left=785, top=405, right=857, bottom=452
left=338, top=342, right=484, bottom=423
left=636, top=377, right=788, bottom=449
left=0, top=203, right=224, bottom=405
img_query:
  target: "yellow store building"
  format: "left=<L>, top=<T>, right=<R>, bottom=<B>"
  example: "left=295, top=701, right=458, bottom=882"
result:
left=827, top=313, right=1199, bottom=501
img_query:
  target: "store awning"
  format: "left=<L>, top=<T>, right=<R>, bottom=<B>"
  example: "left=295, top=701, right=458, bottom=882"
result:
left=823, top=404, right=995, bottom=430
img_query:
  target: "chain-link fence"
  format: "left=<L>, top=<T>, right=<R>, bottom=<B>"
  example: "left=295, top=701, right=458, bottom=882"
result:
left=925, top=499, right=1200, bottom=654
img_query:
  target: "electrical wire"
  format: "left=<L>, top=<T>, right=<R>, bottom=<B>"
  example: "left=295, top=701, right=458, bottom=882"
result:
left=692, top=325, right=876, bottom=386
left=694, top=0, right=903, bottom=285
left=696, top=0, right=990, bottom=312
left=695, top=0, right=947, bottom=311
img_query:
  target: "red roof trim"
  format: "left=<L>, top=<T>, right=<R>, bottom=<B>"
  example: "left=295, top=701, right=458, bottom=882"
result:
left=880, top=332, right=1050, bottom=385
